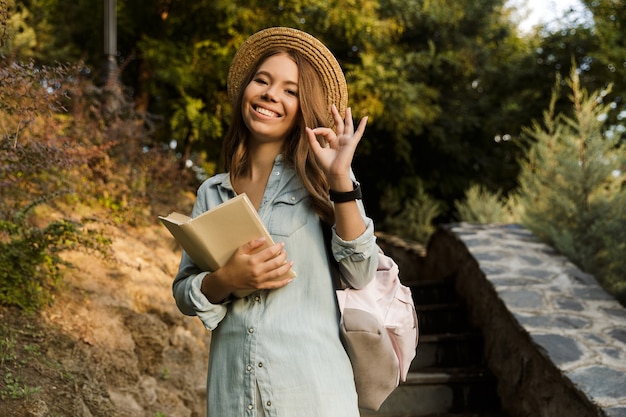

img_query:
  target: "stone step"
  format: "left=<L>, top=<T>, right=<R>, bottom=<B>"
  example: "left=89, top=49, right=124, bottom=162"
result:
left=412, top=332, right=484, bottom=370
left=416, top=303, right=470, bottom=335
left=361, top=368, right=502, bottom=417
left=412, top=280, right=458, bottom=305
left=368, top=268, right=508, bottom=417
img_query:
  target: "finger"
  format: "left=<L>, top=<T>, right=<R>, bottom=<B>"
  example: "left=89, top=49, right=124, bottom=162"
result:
left=354, top=116, right=368, bottom=140
left=247, top=242, right=284, bottom=270
left=308, top=127, right=337, bottom=148
left=264, top=262, right=296, bottom=288
left=253, top=248, right=290, bottom=283
left=309, top=126, right=336, bottom=136
left=264, top=275, right=294, bottom=290
left=331, top=104, right=345, bottom=135
left=263, top=242, right=285, bottom=260
left=269, top=246, right=288, bottom=267
left=306, top=127, right=324, bottom=152
left=240, top=237, right=267, bottom=254
left=317, top=133, right=330, bottom=149
left=343, top=107, right=354, bottom=134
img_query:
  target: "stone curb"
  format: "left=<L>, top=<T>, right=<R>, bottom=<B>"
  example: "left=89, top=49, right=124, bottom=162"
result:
left=439, top=223, right=626, bottom=417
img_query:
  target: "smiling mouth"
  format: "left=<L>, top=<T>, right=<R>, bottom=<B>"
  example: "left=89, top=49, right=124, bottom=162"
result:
left=255, top=106, right=279, bottom=118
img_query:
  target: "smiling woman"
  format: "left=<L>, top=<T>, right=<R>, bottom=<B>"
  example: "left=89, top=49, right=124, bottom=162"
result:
left=171, top=27, right=379, bottom=417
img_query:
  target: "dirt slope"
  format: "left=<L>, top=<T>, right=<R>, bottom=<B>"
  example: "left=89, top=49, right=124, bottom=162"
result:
left=0, top=222, right=211, bottom=417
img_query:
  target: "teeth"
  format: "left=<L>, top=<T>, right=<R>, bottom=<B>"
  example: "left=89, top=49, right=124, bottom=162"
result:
left=256, top=107, right=277, bottom=117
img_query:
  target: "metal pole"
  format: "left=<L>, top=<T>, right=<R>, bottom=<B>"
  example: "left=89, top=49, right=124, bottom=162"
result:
left=101, top=0, right=118, bottom=87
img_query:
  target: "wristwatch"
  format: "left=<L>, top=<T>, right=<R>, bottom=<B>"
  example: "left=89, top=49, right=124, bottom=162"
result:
left=329, top=181, right=362, bottom=203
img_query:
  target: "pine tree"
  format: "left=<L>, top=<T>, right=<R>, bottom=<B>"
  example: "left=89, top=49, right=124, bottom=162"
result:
left=516, top=66, right=626, bottom=303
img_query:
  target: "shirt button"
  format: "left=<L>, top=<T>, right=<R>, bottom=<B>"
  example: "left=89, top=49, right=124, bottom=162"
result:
left=266, top=401, right=272, bottom=407
left=247, top=404, right=253, bottom=410
left=246, top=365, right=252, bottom=372
left=290, top=196, right=296, bottom=202
left=248, top=327, right=254, bottom=333
left=254, top=296, right=261, bottom=302
left=258, top=362, right=263, bottom=368
left=274, top=171, right=280, bottom=176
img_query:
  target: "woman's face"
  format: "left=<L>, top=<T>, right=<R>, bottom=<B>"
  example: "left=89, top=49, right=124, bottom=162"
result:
left=241, top=53, right=300, bottom=144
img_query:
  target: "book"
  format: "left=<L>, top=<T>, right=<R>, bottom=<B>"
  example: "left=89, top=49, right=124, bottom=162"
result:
left=159, top=193, right=296, bottom=297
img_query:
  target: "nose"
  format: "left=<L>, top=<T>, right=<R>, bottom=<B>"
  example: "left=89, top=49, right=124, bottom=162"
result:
left=262, top=85, right=278, bottom=101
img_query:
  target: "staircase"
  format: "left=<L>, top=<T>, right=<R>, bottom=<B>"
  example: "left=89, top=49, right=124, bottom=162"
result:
left=361, top=278, right=508, bottom=417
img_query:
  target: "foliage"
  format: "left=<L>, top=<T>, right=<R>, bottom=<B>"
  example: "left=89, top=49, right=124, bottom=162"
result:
left=454, top=184, right=517, bottom=224
left=1, top=372, right=41, bottom=400
left=0, top=0, right=80, bottom=61
left=380, top=179, right=442, bottom=244
left=0, top=322, right=42, bottom=400
left=352, top=0, right=531, bottom=220
left=0, top=203, right=112, bottom=312
left=2, top=0, right=543, bottom=222
left=0, top=61, right=85, bottom=216
left=0, top=8, right=193, bottom=312
left=0, top=34, right=107, bottom=310
left=2, top=0, right=625, bottom=303
left=2, top=0, right=625, bottom=225
left=0, top=322, right=50, bottom=403
left=581, top=0, right=626, bottom=131
left=516, top=68, right=626, bottom=304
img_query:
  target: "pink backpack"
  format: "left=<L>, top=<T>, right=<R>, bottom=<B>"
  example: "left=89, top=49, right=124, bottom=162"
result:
left=333, top=248, right=419, bottom=411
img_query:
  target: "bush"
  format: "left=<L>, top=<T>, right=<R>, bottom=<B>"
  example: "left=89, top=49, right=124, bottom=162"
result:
left=0, top=204, right=111, bottom=312
left=0, top=55, right=116, bottom=311
left=380, top=180, right=442, bottom=244
left=516, top=68, right=626, bottom=305
left=0, top=8, right=193, bottom=311
left=454, top=184, right=517, bottom=224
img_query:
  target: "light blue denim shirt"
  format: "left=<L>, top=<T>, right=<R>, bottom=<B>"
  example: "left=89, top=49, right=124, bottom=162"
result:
left=172, top=155, right=378, bottom=417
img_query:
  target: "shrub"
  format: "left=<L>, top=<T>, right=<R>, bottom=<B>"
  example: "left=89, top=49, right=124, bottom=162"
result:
left=0, top=9, right=191, bottom=311
left=454, top=184, right=517, bottom=224
left=380, top=180, right=443, bottom=244
left=0, top=203, right=111, bottom=312
left=516, top=68, right=626, bottom=304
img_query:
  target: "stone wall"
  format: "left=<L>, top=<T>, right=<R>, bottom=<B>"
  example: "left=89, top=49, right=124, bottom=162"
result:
left=377, top=224, right=626, bottom=417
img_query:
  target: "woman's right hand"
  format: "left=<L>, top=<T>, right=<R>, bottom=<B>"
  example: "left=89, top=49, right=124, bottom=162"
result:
left=200, top=238, right=294, bottom=303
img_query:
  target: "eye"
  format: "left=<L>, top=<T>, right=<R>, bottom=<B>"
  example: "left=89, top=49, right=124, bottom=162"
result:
left=286, top=89, right=298, bottom=97
left=254, top=77, right=269, bottom=85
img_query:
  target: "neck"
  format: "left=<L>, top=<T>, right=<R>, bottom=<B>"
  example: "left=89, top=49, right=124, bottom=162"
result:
left=232, top=141, right=283, bottom=209
left=245, top=141, right=282, bottom=179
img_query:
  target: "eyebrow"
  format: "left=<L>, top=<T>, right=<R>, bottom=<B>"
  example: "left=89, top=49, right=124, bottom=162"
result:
left=255, top=70, right=299, bottom=89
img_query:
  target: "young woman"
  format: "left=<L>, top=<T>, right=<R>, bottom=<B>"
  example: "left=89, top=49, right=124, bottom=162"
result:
left=172, top=27, right=378, bottom=417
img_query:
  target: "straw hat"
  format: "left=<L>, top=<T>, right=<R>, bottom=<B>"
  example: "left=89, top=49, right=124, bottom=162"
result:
left=227, top=27, right=348, bottom=123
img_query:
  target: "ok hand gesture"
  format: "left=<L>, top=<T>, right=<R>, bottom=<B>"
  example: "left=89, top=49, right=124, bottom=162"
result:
left=306, top=105, right=368, bottom=188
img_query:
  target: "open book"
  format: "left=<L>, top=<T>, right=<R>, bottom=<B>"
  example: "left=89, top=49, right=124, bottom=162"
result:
left=159, top=193, right=296, bottom=297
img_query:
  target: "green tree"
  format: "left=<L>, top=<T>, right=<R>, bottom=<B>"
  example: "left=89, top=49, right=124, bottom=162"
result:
left=6, top=0, right=624, bottom=230
left=516, top=68, right=626, bottom=303
left=351, top=0, right=531, bottom=224
left=582, top=0, right=626, bottom=140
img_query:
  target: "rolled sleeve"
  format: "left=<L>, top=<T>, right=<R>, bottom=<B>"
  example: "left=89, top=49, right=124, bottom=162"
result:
left=173, top=269, right=229, bottom=331
left=331, top=217, right=379, bottom=289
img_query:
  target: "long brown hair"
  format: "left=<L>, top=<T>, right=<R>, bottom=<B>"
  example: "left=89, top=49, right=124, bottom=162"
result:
left=222, top=47, right=335, bottom=224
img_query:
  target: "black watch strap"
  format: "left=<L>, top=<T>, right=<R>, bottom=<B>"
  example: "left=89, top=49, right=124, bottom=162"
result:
left=329, top=182, right=362, bottom=203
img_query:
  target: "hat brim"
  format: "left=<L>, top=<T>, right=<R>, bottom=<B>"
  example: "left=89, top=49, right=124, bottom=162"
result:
left=227, top=27, right=348, bottom=123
